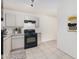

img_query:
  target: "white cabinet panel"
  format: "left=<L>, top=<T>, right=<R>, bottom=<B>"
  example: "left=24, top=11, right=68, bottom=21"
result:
left=5, top=13, right=16, bottom=26
left=16, top=14, right=24, bottom=27
left=38, top=33, right=41, bottom=45
left=4, top=37, right=11, bottom=59
left=12, top=36, right=24, bottom=49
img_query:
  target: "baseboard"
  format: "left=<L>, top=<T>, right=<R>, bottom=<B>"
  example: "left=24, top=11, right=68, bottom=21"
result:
left=41, top=39, right=56, bottom=43
left=11, top=47, right=24, bottom=52
left=57, top=48, right=75, bottom=59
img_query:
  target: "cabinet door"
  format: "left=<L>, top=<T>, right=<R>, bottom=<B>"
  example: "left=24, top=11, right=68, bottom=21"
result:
left=4, top=37, right=11, bottom=59
left=5, top=13, right=16, bottom=27
left=12, top=36, right=24, bottom=49
left=16, top=14, right=24, bottom=27
left=38, top=33, right=41, bottom=45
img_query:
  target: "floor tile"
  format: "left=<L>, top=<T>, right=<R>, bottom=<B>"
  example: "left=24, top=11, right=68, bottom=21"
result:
left=10, top=40, right=74, bottom=59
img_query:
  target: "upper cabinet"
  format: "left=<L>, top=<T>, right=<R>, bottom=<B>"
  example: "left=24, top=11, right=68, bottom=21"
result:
left=5, top=12, right=16, bottom=27
left=4, top=9, right=39, bottom=28
left=5, top=10, right=25, bottom=27
left=16, top=14, right=25, bottom=27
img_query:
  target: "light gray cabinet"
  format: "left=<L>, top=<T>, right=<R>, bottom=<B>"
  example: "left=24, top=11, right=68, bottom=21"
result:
left=3, top=36, right=11, bottom=59
left=16, top=14, right=24, bottom=27
left=5, top=10, right=39, bottom=27
left=5, top=13, right=16, bottom=27
left=5, top=11, right=25, bottom=27
left=37, top=33, right=41, bottom=45
left=12, top=35, right=24, bottom=50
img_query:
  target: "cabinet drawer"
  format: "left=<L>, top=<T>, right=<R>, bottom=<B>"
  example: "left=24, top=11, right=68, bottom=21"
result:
left=12, top=35, right=24, bottom=39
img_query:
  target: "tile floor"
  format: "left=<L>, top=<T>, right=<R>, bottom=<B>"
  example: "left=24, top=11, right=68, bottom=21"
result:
left=11, top=40, right=74, bottom=59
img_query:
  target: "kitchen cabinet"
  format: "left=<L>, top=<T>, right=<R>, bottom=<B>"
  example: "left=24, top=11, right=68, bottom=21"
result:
left=4, top=9, right=39, bottom=27
left=5, top=10, right=25, bottom=27
left=3, top=36, right=11, bottom=59
left=16, top=14, right=25, bottom=27
left=12, top=35, right=24, bottom=50
left=37, top=33, right=41, bottom=45
left=11, top=34, right=41, bottom=50
left=5, top=12, right=16, bottom=27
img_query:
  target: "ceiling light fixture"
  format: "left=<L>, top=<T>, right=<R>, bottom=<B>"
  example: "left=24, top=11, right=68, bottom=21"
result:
left=31, top=0, right=34, bottom=7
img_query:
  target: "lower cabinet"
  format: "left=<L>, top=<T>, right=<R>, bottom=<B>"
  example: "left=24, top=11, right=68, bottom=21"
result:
left=12, top=36, right=24, bottom=50
left=3, top=36, right=11, bottom=59
left=38, top=33, right=41, bottom=45
left=11, top=34, right=41, bottom=50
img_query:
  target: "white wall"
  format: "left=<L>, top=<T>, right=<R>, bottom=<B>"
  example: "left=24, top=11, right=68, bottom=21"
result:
left=57, top=0, right=77, bottom=58
left=39, top=15, right=57, bottom=42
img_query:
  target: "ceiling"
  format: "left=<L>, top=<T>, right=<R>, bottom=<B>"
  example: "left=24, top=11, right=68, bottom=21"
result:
left=3, top=0, right=59, bottom=16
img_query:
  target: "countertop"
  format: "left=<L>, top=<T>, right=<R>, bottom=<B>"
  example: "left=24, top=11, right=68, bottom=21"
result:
left=3, top=34, right=12, bottom=40
left=3, top=33, right=24, bottom=40
left=3, top=32, right=40, bottom=40
left=12, top=33, right=24, bottom=36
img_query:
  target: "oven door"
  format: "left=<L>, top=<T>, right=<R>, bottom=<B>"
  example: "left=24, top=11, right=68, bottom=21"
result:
left=24, top=33, right=37, bottom=49
left=27, top=37, right=36, bottom=43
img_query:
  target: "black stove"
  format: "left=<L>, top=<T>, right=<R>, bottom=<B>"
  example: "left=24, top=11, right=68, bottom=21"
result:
left=24, top=30, right=37, bottom=49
